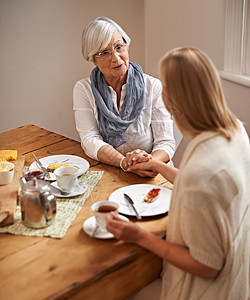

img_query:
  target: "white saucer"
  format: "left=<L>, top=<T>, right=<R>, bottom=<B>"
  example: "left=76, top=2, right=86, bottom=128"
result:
left=83, top=215, right=129, bottom=239
left=50, top=180, right=88, bottom=198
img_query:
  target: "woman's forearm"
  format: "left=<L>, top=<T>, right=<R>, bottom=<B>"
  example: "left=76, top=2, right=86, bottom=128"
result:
left=151, top=149, right=170, bottom=163
left=97, top=145, right=124, bottom=167
left=137, top=230, right=219, bottom=279
left=153, top=160, right=178, bottom=184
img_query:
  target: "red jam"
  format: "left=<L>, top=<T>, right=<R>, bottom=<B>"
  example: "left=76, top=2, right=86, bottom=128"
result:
left=24, top=170, right=45, bottom=181
left=147, top=188, right=161, bottom=199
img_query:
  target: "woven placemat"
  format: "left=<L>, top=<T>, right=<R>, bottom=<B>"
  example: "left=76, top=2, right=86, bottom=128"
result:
left=0, top=171, right=103, bottom=238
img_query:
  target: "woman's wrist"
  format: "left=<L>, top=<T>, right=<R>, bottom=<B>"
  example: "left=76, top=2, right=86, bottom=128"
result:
left=120, top=157, right=128, bottom=172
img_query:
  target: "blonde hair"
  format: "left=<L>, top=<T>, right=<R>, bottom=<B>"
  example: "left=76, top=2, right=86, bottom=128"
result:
left=82, top=17, right=131, bottom=62
left=159, top=47, right=240, bottom=140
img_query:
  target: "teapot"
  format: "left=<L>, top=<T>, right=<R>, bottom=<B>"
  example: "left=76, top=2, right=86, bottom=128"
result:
left=20, top=177, right=56, bottom=228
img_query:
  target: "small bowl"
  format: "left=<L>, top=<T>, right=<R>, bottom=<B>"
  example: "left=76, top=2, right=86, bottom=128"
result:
left=0, top=162, right=15, bottom=185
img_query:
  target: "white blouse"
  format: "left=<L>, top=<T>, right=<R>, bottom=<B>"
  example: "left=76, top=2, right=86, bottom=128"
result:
left=73, top=73, right=175, bottom=161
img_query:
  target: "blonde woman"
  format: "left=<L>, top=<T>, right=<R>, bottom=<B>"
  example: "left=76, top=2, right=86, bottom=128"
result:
left=73, top=17, right=175, bottom=177
left=106, top=48, right=250, bottom=299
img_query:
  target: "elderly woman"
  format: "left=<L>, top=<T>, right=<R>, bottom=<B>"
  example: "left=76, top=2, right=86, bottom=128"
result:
left=73, top=17, right=175, bottom=177
left=107, top=48, right=250, bottom=299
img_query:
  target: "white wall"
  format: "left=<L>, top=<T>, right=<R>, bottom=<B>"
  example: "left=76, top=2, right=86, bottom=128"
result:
left=144, top=0, right=225, bottom=75
left=0, top=0, right=145, bottom=140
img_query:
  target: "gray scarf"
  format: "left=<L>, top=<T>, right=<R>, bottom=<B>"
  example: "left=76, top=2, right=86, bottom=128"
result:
left=90, top=62, right=145, bottom=148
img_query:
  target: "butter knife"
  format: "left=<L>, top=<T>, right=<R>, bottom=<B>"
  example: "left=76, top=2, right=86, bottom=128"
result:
left=124, top=193, right=142, bottom=220
left=32, top=154, right=51, bottom=179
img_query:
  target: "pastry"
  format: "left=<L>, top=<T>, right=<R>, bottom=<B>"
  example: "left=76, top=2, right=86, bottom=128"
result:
left=0, top=150, right=17, bottom=162
left=47, top=163, right=71, bottom=172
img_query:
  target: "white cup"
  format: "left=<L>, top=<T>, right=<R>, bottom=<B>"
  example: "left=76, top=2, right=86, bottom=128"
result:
left=91, top=200, right=119, bottom=232
left=54, top=166, right=78, bottom=192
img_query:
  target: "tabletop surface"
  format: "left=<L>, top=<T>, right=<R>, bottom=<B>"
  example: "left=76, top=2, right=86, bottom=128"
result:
left=0, top=125, right=172, bottom=300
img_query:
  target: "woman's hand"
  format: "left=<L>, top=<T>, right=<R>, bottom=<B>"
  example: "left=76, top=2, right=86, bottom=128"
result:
left=127, top=158, right=156, bottom=173
left=128, top=158, right=178, bottom=184
left=126, top=149, right=152, bottom=167
left=106, top=212, right=145, bottom=243
left=122, top=149, right=158, bottom=177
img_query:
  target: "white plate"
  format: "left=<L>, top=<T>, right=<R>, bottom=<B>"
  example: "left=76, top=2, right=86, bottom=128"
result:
left=50, top=180, right=88, bottom=198
left=108, top=184, right=172, bottom=217
left=83, top=215, right=129, bottom=239
left=30, top=155, right=90, bottom=181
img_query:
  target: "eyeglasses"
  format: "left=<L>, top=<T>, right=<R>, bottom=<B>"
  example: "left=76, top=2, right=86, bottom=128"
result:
left=94, top=44, right=127, bottom=60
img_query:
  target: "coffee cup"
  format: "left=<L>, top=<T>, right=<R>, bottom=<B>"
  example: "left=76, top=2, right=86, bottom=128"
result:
left=91, top=200, right=119, bottom=232
left=54, top=166, right=78, bottom=192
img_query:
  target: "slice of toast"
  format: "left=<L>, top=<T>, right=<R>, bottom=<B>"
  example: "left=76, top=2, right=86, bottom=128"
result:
left=144, top=188, right=161, bottom=203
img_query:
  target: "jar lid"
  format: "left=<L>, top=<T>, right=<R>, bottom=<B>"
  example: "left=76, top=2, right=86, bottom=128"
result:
left=20, top=177, right=50, bottom=192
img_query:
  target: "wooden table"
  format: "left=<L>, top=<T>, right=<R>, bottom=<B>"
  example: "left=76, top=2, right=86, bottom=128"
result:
left=0, top=125, right=172, bottom=300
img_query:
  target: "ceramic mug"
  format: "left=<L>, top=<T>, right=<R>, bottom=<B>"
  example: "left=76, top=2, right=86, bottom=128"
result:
left=91, top=200, right=119, bottom=232
left=54, top=166, right=78, bottom=192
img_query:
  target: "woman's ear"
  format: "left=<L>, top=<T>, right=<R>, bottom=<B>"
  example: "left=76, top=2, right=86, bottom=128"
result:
left=92, top=57, right=97, bottom=66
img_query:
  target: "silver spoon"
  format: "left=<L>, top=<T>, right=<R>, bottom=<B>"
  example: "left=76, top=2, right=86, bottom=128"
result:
left=48, top=184, right=70, bottom=196
left=91, top=224, right=99, bottom=237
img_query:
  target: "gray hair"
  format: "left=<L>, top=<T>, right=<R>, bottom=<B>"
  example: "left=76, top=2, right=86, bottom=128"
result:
left=81, top=17, right=131, bottom=62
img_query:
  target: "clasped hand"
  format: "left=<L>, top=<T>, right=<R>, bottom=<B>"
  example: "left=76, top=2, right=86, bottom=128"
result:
left=124, top=149, right=158, bottom=177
